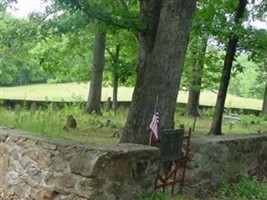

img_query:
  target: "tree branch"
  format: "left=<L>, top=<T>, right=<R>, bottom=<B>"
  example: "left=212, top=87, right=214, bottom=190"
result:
left=64, top=0, right=145, bottom=31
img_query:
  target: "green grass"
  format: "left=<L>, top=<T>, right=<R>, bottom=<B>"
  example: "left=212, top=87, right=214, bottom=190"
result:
left=0, top=105, right=124, bottom=144
left=217, top=175, right=267, bottom=200
left=136, top=192, right=196, bottom=200
left=136, top=194, right=197, bottom=200
left=0, top=82, right=263, bottom=110
left=136, top=175, right=267, bottom=200
left=0, top=106, right=266, bottom=145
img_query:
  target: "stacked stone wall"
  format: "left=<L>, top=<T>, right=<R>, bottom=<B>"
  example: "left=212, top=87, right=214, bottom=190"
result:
left=185, top=134, right=267, bottom=195
left=0, top=128, right=159, bottom=200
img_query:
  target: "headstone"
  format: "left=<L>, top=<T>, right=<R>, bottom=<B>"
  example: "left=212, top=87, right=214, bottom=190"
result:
left=14, top=104, right=21, bottom=115
left=51, top=102, right=58, bottom=112
left=30, top=103, right=37, bottom=115
left=106, top=97, right=112, bottom=112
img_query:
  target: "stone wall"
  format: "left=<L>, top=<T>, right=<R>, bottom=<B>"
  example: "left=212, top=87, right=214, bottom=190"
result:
left=0, top=127, right=159, bottom=200
left=185, top=134, right=267, bottom=195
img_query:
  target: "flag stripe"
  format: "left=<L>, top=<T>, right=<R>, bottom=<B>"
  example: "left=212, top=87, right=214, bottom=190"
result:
left=150, top=110, right=159, bottom=141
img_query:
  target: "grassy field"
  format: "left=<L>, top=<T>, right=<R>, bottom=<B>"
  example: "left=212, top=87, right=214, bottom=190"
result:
left=0, top=82, right=263, bottom=110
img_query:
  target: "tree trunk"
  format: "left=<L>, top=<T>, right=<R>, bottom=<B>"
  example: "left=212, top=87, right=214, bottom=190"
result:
left=84, top=31, right=106, bottom=115
left=120, top=0, right=197, bottom=144
left=113, top=73, right=119, bottom=114
left=186, top=35, right=208, bottom=117
left=209, top=0, right=247, bottom=135
left=112, top=44, right=120, bottom=114
left=262, top=80, right=267, bottom=115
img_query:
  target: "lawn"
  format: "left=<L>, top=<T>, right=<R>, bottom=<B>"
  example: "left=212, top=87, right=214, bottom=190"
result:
left=0, top=82, right=263, bottom=110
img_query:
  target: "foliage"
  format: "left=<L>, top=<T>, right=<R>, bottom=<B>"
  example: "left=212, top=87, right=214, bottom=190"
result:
left=182, top=0, right=225, bottom=91
left=0, top=105, right=65, bottom=138
left=0, top=105, right=123, bottom=144
left=218, top=175, right=267, bottom=200
left=0, top=12, right=48, bottom=86
left=50, top=0, right=140, bottom=87
left=135, top=192, right=170, bottom=200
left=52, top=0, right=142, bottom=30
left=201, top=108, right=215, bottom=117
left=182, top=0, right=267, bottom=95
left=0, top=0, right=140, bottom=87
left=136, top=175, right=267, bottom=200
left=228, top=55, right=265, bottom=98
left=239, top=113, right=266, bottom=127
left=29, top=29, right=93, bottom=83
left=1, top=0, right=17, bottom=10
left=104, top=29, right=138, bottom=87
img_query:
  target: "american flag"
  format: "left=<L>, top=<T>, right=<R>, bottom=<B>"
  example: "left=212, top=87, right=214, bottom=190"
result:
left=149, top=108, right=159, bottom=142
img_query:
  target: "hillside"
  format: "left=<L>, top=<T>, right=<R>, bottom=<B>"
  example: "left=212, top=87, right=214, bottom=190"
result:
left=0, top=82, right=263, bottom=110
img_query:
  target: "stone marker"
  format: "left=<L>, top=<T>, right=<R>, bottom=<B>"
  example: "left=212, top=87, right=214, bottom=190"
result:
left=30, top=103, right=37, bottom=115
left=14, top=104, right=21, bottom=115
left=51, top=102, right=58, bottom=111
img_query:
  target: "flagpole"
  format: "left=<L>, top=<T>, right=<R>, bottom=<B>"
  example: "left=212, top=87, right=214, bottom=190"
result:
left=149, top=133, right=152, bottom=146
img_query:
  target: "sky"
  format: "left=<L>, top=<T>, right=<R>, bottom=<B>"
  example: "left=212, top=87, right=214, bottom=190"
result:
left=6, top=0, right=267, bottom=30
left=6, top=0, right=50, bottom=18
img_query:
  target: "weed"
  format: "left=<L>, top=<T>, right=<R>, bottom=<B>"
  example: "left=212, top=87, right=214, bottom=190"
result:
left=240, top=114, right=261, bottom=126
left=175, top=106, right=186, bottom=116
left=201, top=108, right=215, bottom=117
left=218, top=175, right=267, bottom=200
left=261, top=114, right=267, bottom=121
left=136, top=192, right=199, bottom=200
left=136, top=192, right=168, bottom=200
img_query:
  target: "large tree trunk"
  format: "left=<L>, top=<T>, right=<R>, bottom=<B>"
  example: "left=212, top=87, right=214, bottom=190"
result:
left=186, top=35, right=208, bottom=117
left=209, top=0, right=247, bottom=135
left=84, top=31, right=106, bottom=115
left=262, top=80, right=267, bottom=115
left=120, top=0, right=197, bottom=144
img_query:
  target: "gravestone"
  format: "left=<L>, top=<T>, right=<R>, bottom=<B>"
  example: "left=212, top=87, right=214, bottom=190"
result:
left=106, top=97, right=112, bottom=111
left=30, top=103, right=37, bottom=115
left=51, top=102, right=58, bottom=111
left=14, top=104, right=21, bottom=115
